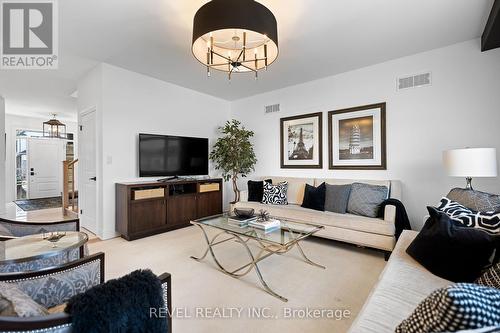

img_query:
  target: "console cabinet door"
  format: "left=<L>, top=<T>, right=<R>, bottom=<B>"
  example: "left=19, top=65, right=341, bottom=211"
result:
left=129, top=200, right=166, bottom=234
left=167, top=195, right=197, bottom=226
left=197, top=191, right=222, bottom=218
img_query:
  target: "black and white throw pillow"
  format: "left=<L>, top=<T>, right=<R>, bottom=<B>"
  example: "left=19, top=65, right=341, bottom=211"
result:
left=476, top=263, right=500, bottom=290
left=262, top=182, right=288, bottom=205
left=396, top=283, right=500, bottom=333
left=437, top=197, right=500, bottom=235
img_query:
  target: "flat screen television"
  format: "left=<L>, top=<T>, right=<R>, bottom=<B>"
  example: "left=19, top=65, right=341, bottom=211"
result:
left=139, top=134, right=209, bottom=177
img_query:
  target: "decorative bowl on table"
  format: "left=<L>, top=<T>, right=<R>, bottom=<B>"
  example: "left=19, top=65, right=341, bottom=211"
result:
left=233, top=208, right=255, bottom=219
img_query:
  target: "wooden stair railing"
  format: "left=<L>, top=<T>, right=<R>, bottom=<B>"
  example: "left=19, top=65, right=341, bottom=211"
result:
left=63, top=159, right=79, bottom=214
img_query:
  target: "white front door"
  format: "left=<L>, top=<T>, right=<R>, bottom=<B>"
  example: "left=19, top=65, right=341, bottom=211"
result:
left=79, top=110, right=98, bottom=233
left=27, top=138, right=65, bottom=199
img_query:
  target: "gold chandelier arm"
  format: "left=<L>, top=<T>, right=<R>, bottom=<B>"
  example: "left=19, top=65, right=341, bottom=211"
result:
left=235, top=49, right=245, bottom=62
left=208, top=63, right=233, bottom=67
left=238, top=62, right=257, bottom=73
left=211, top=50, right=232, bottom=63
left=239, top=58, right=267, bottom=63
left=243, top=32, right=247, bottom=61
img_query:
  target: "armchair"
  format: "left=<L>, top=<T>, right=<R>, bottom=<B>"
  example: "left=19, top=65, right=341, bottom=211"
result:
left=0, top=253, right=172, bottom=332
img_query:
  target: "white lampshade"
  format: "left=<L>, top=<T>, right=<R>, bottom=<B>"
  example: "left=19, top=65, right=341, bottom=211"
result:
left=443, top=148, right=498, bottom=177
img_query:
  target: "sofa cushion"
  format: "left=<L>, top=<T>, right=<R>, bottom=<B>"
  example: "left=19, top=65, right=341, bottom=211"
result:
left=262, top=182, right=288, bottom=205
left=347, top=231, right=452, bottom=333
left=324, top=183, right=351, bottom=214
left=476, top=263, right=500, bottom=290
left=234, top=201, right=395, bottom=236
left=0, top=282, right=49, bottom=317
left=395, top=283, right=500, bottom=333
left=301, top=183, right=326, bottom=211
left=347, top=183, right=389, bottom=218
left=447, top=188, right=500, bottom=212
left=406, top=207, right=497, bottom=282
left=247, top=179, right=272, bottom=202
left=270, top=177, right=314, bottom=205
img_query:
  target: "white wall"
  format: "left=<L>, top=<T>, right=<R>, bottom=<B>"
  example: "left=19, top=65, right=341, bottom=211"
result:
left=78, top=64, right=230, bottom=239
left=0, top=97, right=5, bottom=213
left=230, top=39, right=500, bottom=229
left=4, top=114, right=78, bottom=203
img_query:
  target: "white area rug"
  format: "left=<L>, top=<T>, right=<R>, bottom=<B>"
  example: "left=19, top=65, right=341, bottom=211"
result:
left=89, top=225, right=386, bottom=333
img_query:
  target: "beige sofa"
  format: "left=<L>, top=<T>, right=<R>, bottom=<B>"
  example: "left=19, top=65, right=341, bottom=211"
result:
left=348, top=230, right=452, bottom=333
left=234, top=177, right=402, bottom=253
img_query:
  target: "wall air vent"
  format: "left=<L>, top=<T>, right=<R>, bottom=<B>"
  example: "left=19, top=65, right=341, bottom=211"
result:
left=265, top=103, right=280, bottom=114
left=397, top=72, right=432, bottom=91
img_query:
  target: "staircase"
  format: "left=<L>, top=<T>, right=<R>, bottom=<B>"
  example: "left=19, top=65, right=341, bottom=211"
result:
left=62, top=159, right=78, bottom=215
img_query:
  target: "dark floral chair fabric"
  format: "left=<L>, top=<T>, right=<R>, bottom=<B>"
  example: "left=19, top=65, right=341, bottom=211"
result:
left=0, top=253, right=172, bottom=333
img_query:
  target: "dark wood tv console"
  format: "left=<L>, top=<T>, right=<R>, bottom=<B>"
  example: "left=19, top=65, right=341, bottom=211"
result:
left=116, top=178, right=223, bottom=240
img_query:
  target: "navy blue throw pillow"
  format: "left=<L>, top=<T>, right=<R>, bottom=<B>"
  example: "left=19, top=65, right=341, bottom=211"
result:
left=406, top=207, right=498, bottom=282
left=301, top=183, right=326, bottom=211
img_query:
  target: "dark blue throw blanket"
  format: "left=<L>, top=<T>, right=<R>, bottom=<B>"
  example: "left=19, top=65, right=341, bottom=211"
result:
left=378, top=198, right=412, bottom=240
left=66, top=269, right=168, bottom=333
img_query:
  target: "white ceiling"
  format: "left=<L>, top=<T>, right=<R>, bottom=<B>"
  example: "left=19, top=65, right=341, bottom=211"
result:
left=0, top=0, right=494, bottom=119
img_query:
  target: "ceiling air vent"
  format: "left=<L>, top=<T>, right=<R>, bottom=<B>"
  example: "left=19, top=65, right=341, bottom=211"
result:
left=265, top=103, right=280, bottom=114
left=397, top=72, right=431, bottom=91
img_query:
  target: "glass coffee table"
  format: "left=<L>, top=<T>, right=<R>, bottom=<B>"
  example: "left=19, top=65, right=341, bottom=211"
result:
left=191, top=214, right=326, bottom=302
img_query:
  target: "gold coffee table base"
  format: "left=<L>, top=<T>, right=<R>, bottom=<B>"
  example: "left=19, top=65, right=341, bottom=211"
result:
left=191, top=222, right=325, bottom=302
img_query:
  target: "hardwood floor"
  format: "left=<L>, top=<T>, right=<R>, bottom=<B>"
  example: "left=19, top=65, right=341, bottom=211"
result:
left=0, top=202, right=78, bottom=223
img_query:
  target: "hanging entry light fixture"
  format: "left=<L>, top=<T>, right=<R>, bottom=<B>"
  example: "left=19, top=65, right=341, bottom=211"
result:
left=43, top=114, right=66, bottom=138
left=192, top=0, right=278, bottom=80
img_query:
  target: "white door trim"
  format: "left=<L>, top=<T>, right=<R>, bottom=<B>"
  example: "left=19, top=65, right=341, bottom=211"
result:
left=12, top=127, right=40, bottom=201
left=78, top=107, right=99, bottom=236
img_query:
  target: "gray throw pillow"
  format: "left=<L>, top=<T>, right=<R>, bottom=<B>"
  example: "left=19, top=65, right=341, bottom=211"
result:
left=324, top=184, right=351, bottom=214
left=447, top=188, right=500, bottom=212
left=347, top=183, right=389, bottom=218
left=0, top=282, right=48, bottom=317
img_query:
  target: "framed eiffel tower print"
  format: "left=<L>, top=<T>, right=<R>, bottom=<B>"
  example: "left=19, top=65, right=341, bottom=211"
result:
left=328, top=103, right=386, bottom=170
left=280, top=112, right=323, bottom=169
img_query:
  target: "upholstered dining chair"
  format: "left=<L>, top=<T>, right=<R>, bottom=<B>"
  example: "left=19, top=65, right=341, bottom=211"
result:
left=0, top=252, right=173, bottom=332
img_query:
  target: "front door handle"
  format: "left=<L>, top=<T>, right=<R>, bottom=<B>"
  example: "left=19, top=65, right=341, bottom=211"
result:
left=89, top=177, right=97, bottom=181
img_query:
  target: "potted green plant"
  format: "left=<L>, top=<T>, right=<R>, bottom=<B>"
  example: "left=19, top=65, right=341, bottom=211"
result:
left=210, top=119, right=257, bottom=203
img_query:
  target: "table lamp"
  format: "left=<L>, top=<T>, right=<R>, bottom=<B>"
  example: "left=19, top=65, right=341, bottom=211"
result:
left=443, top=148, right=498, bottom=190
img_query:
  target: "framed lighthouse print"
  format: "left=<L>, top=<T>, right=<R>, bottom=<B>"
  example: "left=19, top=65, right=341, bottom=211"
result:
left=328, top=103, right=386, bottom=170
left=280, top=112, right=323, bottom=169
